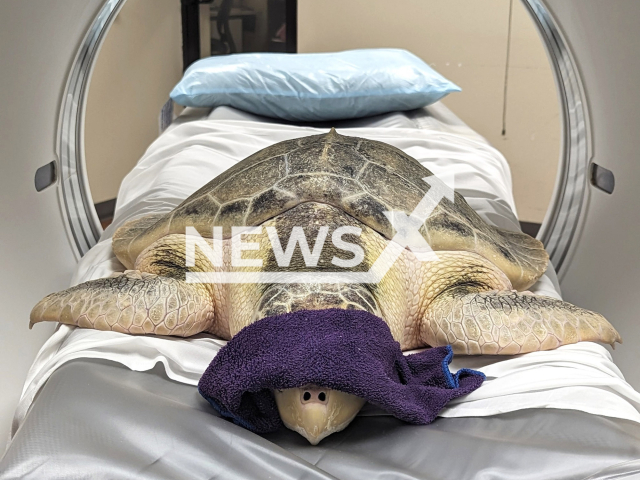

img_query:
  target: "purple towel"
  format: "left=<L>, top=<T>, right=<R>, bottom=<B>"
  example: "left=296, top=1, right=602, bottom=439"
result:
left=198, top=308, right=485, bottom=433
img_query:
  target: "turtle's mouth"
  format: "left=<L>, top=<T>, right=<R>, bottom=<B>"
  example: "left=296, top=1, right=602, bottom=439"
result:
left=273, top=385, right=366, bottom=444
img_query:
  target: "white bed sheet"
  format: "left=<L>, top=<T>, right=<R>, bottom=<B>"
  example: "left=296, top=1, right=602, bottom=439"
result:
left=11, top=104, right=640, bottom=441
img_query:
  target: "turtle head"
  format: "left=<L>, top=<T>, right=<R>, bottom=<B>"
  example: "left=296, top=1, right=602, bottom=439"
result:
left=273, top=385, right=366, bottom=444
left=257, top=282, right=379, bottom=444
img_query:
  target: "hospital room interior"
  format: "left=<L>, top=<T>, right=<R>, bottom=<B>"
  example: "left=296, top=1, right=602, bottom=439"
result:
left=1, top=0, right=639, bottom=478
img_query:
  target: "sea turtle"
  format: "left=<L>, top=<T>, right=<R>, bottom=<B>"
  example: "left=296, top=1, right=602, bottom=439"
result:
left=31, top=129, right=620, bottom=444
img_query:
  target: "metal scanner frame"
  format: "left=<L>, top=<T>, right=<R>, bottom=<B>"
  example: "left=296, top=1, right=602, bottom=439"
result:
left=57, top=0, right=125, bottom=257
left=57, top=0, right=590, bottom=275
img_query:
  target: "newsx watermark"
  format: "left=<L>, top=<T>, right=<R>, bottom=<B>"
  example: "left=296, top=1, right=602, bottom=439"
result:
left=185, top=175, right=455, bottom=284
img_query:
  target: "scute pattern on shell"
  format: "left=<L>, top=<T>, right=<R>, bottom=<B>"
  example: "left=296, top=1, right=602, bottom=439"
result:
left=120, top=129, right=548, bottom=290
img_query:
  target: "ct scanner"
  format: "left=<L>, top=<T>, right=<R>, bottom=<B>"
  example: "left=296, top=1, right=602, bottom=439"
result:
left=1, top=0, right=640, bottom=465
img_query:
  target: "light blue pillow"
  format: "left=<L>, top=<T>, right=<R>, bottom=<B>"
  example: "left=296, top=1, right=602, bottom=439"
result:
left=170, top=49, right=460, bottom=122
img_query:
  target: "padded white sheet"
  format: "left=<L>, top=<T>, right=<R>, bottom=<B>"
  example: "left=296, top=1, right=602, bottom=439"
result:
left=11, top=104, right=640, bottom=440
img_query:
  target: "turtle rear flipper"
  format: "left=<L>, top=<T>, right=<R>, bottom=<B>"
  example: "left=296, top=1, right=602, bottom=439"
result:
left=424, top=198, right=549, bottom=291
left=30, top=271, right=215, bottom=337
left=112, top=214, right=167, bottom=269
left=422, top=286, right=621, bottom=355
left=492, top=227, right=549, bottom=291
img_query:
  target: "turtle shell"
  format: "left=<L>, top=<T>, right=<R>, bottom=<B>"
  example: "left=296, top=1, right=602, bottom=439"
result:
left=114, top=129, right=547, bottom=289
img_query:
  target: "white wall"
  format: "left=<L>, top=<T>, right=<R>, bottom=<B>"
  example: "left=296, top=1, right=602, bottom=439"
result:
left=298, top=0, right=560, bottom=223
left=84, top=0, right=183, bottom=205
left=0, top=0, right=183, bottom=455
left=546, top=0, right=640, bottom=390
left=0, top=0, right=105, bottom=455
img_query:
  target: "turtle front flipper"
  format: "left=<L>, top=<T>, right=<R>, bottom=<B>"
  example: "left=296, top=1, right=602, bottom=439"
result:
left=30, top=271, right=215, bottom=336
left=422, top=286, right=621, bottom=355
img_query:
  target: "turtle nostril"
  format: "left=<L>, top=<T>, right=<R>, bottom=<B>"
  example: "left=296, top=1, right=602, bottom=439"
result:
left=300, top=387, right=329, bottom=404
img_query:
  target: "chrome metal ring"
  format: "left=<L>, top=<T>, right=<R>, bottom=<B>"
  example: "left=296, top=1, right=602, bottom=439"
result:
left=522, top=0, right=591, bottom=275
left=57, top=0, right=125, bottom=256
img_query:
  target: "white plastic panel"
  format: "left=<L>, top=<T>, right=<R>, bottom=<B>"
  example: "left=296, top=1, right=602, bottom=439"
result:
left=0, top=0, right=104, bottom=453
left=544, top=0, right=640, bottom=390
